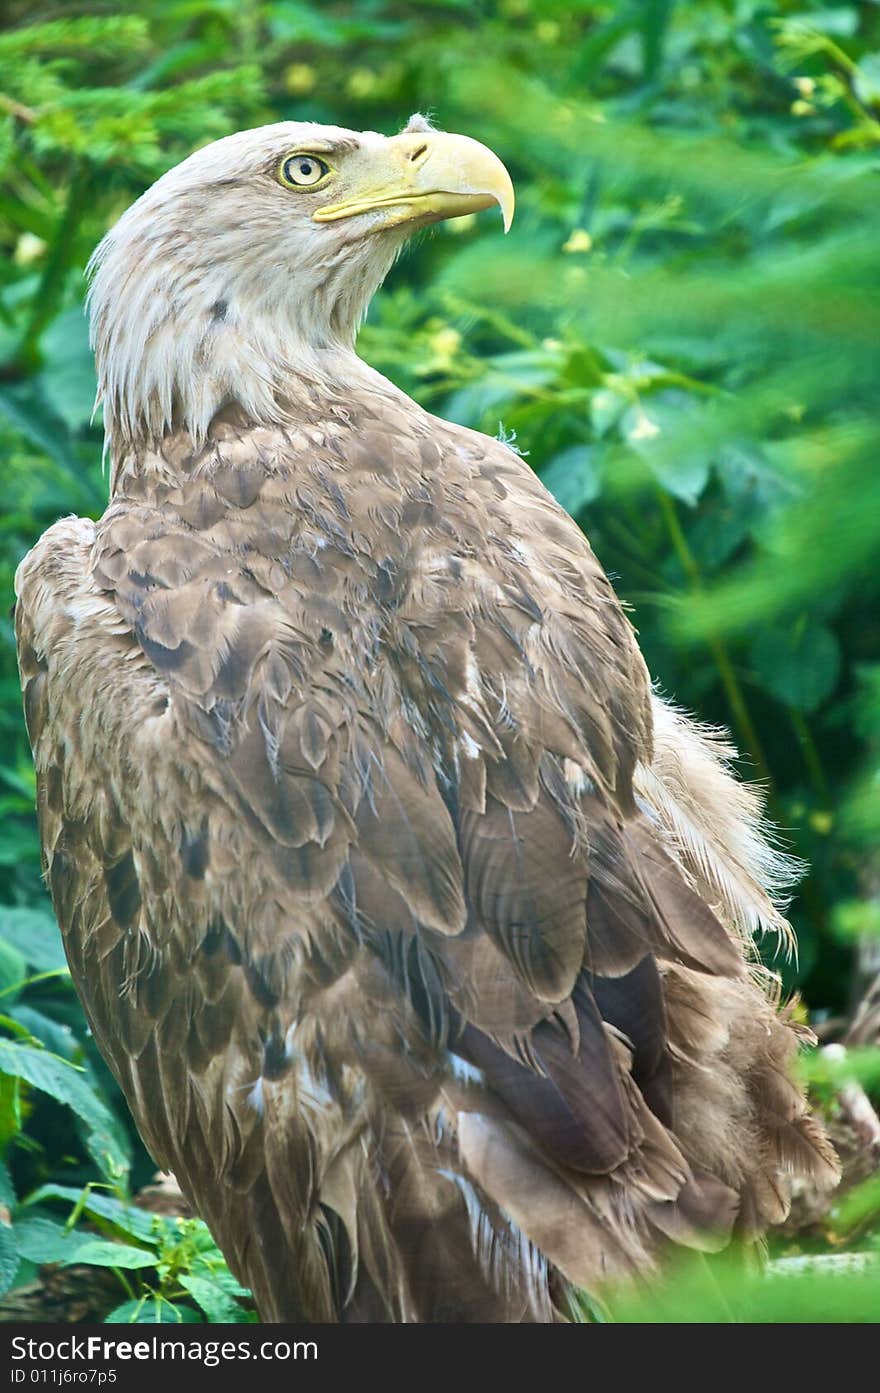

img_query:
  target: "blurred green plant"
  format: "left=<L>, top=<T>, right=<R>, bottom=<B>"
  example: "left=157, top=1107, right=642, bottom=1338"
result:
left=11, top=1183, right=256, bottom=1322
left=594, top=1247, right=880, bottom=1322
left=0, top=0, right=878, bottom=1321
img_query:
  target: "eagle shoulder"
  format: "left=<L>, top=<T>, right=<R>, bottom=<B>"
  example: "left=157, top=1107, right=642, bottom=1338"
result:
left=13, top=412, right=838, bottom=1317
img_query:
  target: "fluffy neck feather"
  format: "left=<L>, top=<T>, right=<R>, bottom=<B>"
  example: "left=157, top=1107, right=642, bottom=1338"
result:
left=87, top=181, right=403, bottom=465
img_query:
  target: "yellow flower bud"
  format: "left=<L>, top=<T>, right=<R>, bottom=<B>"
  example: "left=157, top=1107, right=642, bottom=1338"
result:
left=347, top=68, right=377, bottom=99
left=562, top=229, right=593, bottom=255
left=284, top=63, right=316, bottom=95
left=14, top=232, right=46, bottom=266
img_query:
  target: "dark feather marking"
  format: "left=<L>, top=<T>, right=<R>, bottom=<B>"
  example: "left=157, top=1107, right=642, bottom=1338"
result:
left=105, top=851, right=141, bottom=929
left=128, top=569, right=167, bottom=590
left=214, top=581, right=242, bottom=604
left=457, top=975, right=635, bottom=1174
left=589, top=957, right=673, bottom=1126
left=332, top=862, right=363, bottom=944
left=17, top=641, right=47, bottom=678
left=244, top=956, right=281, bottom=1008
left=213, top=464, right=264, bottom=510
left=202, top=919, right=226, bottom=955
left=434, top=751, right=460, bottom=828
left=403, top=936, right=450, bottom=1049
left=48, top=847, right=75, bottom=926
left=187, top=699, right=235, bottom=755
left=326, top=479, right=351, bottom=522
left=375, top=558, right=401, bottom=606
left=23, top=675, right=46, bottom=745
left=134, top=623, right=194, bottom=674
left=44, top=764, right=64, bottom=815
left=317, top=1204, right=354, bottom=1315
left=181, top=825, right=210, bottom=879
left=502, top=583, right=543, bottom=623
left=262, top=1029, right=289, bottom=1080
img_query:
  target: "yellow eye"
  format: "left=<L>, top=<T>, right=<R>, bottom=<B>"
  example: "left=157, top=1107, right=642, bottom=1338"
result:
left=279, top=153, right=331, bottom=189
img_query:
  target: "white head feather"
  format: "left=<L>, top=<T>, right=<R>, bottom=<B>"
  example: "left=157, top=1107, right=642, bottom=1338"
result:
left=87, top=122, right=415, bottom=452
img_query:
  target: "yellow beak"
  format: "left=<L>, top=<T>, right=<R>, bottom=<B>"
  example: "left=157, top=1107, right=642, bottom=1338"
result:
left=313, top=130, right=514, bottom=233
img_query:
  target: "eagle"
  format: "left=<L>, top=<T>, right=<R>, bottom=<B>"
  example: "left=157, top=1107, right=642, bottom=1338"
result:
left=15, top=116, right=838, bottom=1323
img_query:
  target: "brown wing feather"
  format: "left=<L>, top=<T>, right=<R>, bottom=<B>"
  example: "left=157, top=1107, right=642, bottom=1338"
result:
left=15, top=403, right=836, bottom=1322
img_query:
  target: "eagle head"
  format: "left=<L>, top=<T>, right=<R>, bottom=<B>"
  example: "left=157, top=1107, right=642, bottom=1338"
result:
left=87, top=116, right=514, bottom=450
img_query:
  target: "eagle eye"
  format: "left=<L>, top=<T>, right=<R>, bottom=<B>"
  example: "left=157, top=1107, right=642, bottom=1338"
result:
left=279, top=154, right=331, bottom=189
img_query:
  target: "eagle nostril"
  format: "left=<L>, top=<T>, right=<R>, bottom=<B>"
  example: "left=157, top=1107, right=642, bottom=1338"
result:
left=409, top=143, right=428, bottom=163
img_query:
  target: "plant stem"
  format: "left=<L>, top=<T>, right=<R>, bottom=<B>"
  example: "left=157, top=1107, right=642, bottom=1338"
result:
left=790, top=706, right=830, bottom=799
left=0, top=94, right=35, bottom=123
left=657, top=488, right=772, bottom=783
left=17, top=168, right=93, bottom=369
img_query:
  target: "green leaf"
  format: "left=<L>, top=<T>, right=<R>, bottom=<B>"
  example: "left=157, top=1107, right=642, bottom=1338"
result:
left=784, top=8, right=860, bottom=39
left=832, top=899, right=880, bottom=942
left=0, top=906, right=67, bottom=972
left=37, top=306, right=98, bottom=431
left=105, top=1299, right=202, bottom=1324
left=24, top=1183, right=159, bottom=1243
left=0, top=1221, right=19, bottom=1295
left=0, top=936, right=26, bottom=1004
left=0, top=1072, right=21, bottom=1149
left=0, top=386, right=86, bottom=494
left=189, top=1259, right=250, bottom=1299
left=590, top=388, right=627, bottom=438
left=7, top=1005, right=77, bottom=1060
left=716, top=445, right=801, bottom=542
left=445, top=377, right=517, bottom=427
left=0, top=824, right=42, bottom=872
left=831, top=1173, right=880, bottom=1235
left=105, top=1298, right=203, bottom=1320
left=0, top=1040, right=129, bottom=1182
left=13, top=1214, right=82, bottom=1265
left=623, top=392, right=711, bottom=505
left=801, top=1045, right=880, bottom=1094
left=13, top=1214, right=154, bottom=1273
left=541, top=445, right=602, bottom=515
left=854, top=53, right=880, bottom=108
left=750, top=620, right=841, bottom=712
left=0, top=1158, right=16, bottom=1211
left=179, top=1275, right=253, bottom=1323
left=64, top=1238, right=155, bottom=1270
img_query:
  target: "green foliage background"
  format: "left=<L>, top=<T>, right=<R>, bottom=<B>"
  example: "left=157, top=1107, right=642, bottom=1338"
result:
left=0, top=0, right=877, bottom=1321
